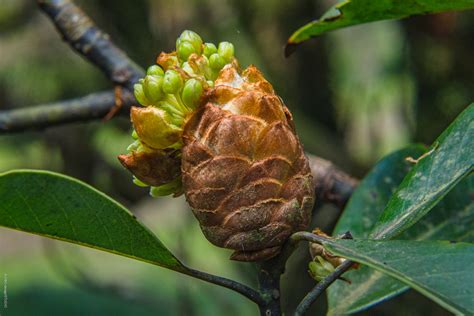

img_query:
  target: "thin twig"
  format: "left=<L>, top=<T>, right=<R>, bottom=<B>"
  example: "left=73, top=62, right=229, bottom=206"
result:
left=37, top=0, right=144, bottom=90
left=290, top=231, right=355, bottom=315
left=294, top=260, right=354, bottom=316
left=0, top=90, right=134, bottom=133
left=182, top=267, right=266, bottom=306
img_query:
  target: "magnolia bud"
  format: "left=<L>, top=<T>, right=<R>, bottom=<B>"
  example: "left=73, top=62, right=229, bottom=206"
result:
left=181, top=79, right=203, bottom=109
left=147, top=65, right=164, bottom=76
left=209, top=53, right=225, bottom=70
left=203, top=42, right=217, bottom=57
left=143, top=75, right=165, bottom=103
left=218, top=41, right=234, bottom=62
left=177, top=41, right=197, bottom=62
left=177, top=30, right=203, bottom=55
left=163, top=70, right=184, bottom=94
left=133, top=83, right=149, bottom=106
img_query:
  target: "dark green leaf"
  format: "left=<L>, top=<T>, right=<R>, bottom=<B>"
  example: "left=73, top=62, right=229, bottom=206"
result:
left=323, top=239, right=474, bottom=315
left=286, top=0, right=474, bottom=51
left=371, top=104, right=474, bottom=239
left=0, top=170, right=184, bottom=270
left=328, top=175, right=474, bottom=314
left=327, top=145, right=425, bottom=314
left=331, top=145, right=426, bottom=239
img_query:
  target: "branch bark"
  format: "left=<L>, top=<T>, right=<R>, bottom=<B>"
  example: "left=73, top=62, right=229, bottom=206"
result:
left=37, top=0, right=144, bottom=90
left=182, top=267, right=265, bottom=306
left=0, top=90, right=134, bottom=133
left=294, top=260, right=354, bottom=316
left=307, top=155, right=359, bottom=208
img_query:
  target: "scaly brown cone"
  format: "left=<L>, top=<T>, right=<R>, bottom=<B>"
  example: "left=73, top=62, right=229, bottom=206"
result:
left=181, top=64, right=314, bottom=261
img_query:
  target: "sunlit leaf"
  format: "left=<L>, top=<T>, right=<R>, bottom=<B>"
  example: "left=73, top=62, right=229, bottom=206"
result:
left=286, top=0, right=474, bottom=55
left=0, top=170, right=184, bottom=270
left=371, top=104, right=473, bottom=239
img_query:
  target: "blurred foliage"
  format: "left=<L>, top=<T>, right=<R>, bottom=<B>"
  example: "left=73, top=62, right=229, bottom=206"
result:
left=0, top=0, right=472, bottom=315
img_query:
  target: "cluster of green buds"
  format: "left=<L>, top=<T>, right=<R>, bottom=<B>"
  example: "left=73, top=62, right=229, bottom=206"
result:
left=125, top=30, right=236, bottom=196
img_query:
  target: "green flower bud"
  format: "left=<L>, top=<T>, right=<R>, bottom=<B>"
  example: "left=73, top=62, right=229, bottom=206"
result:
left=218, top=41, right=234, bottom=62
left=163, top=70, right=184, bottom=94
left=143, top=75, right=165, bottom=102
left=134, top=83, right=149, bottom=106
left=181, top=78, right=203, bottom=109
left=203, top=43, right=217, bottom=57
left=177, top=41, right=197, bottom=62
left=147, top=65, right=164, bottom=76
left=209, top=53, right=226, bottom=70
left=308, top=256, right=335, bottom=282
left=176, top=30, right=203, bottom=55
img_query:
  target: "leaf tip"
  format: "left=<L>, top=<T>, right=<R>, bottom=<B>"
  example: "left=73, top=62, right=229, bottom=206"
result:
left=284, top=42, right=300, bottom=58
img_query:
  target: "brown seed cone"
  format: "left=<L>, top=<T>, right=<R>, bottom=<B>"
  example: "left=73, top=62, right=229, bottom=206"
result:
left=181, top=64, right=314, bottom=261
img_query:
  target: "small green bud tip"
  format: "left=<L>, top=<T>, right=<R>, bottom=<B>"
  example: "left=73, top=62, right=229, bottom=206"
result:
left=176, top=30, right=203, bottom=61
left=147, top=65, right=164, bottom=76
left=178, top=30, right=203, bottom=49
left=163, top=70, right=184, bottom=94
left=209, top=53, right=226, bottom=70
left=218, top=41, right=234, bottom=62
left=134, top=83, right=149, bottom=106
left=143, top=75, right=165, bottom=102
left=182, top=78, right=203, bottom=109
left=177, top=41, right=197, bottom=62
left=203, top=43, right=217, bottom=57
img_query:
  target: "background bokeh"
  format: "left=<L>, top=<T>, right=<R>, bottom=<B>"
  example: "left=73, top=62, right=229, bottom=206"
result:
left=1, top=0, right=473, bottom=315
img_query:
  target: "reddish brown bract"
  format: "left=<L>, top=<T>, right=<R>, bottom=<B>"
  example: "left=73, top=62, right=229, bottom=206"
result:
left=181, top=64, right=314, bottom=261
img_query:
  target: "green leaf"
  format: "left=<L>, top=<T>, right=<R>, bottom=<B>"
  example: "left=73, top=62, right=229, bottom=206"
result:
left=323, top=239, right=474, bottom=315
left=331, top=145, right=426, bottom=239
left=328, top=106, right=474, bottom=314
left=327, top=145, right=425, bottom=314
left=328, top=175, right=474, bottom=314
left=371, top=104, right=474, bottom=239
left=0, top=170, right=184, bottom=270
left=286, top=0, right=474, bottom=53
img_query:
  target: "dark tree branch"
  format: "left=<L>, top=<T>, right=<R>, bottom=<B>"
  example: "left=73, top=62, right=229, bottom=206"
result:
left=0, top=90, right=134, bottom=133
left=182, top=268, right=266, bottom=307
left=290, top=231, right=355, bottom=316
left=294, top=260, right=354, bottom=316
left=37, top=0, right=145, bottom=90
left=307, top=154, right=359, bottom=208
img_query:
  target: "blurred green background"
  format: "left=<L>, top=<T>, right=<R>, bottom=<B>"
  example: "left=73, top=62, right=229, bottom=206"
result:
left=0, top=0, right=472, bottom=315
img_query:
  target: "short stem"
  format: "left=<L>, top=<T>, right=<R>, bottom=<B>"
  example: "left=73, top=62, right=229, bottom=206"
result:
left=294, top=260, right=354, bottom=316
left=181, top=267, right=265, bottom=306
left=290, top=231, right=330, bottom=244
left=257, top=260, right=282, bottom=316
